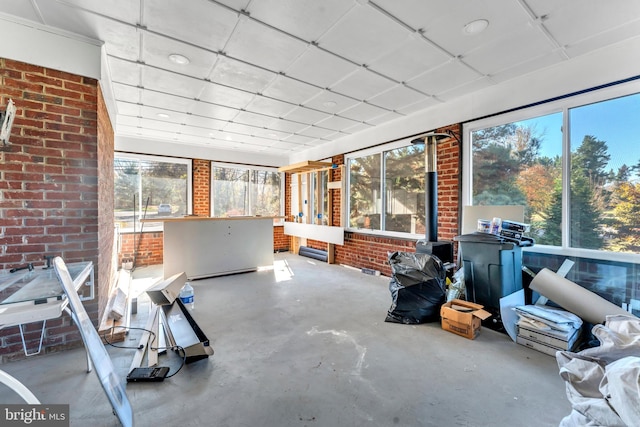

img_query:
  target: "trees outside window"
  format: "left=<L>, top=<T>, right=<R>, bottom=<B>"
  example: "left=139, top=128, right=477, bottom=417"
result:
left=114, top=154, right=191, bottom=231
left=211, top=164, right=282, bottom=219
left=347, top=144, right=425, bottom=236
left=466, top=90, right=640, bottom=256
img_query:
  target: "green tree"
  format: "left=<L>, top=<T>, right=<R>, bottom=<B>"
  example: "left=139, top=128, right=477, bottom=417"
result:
left=607, top=182, right=640, bottom=252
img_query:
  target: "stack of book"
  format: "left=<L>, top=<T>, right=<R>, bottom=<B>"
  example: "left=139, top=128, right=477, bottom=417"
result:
left=514, top=305, right=583, bottom=356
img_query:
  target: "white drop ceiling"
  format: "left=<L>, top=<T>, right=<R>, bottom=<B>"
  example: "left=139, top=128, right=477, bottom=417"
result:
left=1, top=0, right=640, bottom=164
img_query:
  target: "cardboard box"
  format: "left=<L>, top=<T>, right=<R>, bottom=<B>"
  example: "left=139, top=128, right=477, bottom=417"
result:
left=146, top=272, right=187, bottom=305
left=441, top=299, right=492, bottom=339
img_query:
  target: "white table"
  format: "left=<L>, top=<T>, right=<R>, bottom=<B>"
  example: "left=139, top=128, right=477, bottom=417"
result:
left=0, top=262, right=94, bottom=357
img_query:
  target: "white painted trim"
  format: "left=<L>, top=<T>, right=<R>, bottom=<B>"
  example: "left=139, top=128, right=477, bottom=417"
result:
left=284, top=222, right=344, bottom=245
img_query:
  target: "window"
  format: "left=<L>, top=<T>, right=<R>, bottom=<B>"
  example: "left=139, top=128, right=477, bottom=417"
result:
left=464, top=81, right=640, bottom=261
left=347, top=143, right=425, bottom=237
left=211, top=163, right=282, bottom=220
left=114, top=154, right=192, bottom=231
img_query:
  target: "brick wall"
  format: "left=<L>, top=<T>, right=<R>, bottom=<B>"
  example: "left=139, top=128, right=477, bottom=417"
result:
left=97, top=86, right=116, bottom=318
left=0, top=58, right=102, bottom=362
left=118, top=231, right=163, bottom=267
left=193, top=159, right=210, bottom=216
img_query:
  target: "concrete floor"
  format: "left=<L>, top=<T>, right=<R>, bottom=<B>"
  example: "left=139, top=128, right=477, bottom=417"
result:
left=0, top=253, right=571, bottom=426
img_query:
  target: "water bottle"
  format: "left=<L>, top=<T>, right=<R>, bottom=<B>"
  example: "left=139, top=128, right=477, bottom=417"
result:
left=179, top=281, right=194, bottom=310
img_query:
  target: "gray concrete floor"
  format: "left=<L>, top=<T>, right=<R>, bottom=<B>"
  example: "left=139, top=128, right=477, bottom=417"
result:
left=0, top=253, right=571, bottom=426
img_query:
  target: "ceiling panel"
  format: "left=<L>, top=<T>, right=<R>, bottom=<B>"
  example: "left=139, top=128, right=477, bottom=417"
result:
left=339, top=102, right=389, bottom=123
left=261, top=76, right=324, bottom=105
left=304, top=90, right=360, bottom=114
left=330, top=68, right=397, bottom=101
left=142, top=33, right=218, bottom=79
left=285, top=46, right=360, bottom=88
left=368, top=85, right=426, bottom=111
left=225, top=18, right=309, bottom=72
left=245, top=96, right=297, bottom=118
left=1, top=0, right=638, bottom=160
left=284, top=107, right=332, bottom=125
left=208, top=56, right=277, bottom=93
left=143, top=0, right=238, bottom=52
left=367, top=35, right=451, bottom=83
left=318, top=5, right=411, bottom=66
left=247, top=0, right=354, bottom=42
left=407, top=60, right=481, bottom=96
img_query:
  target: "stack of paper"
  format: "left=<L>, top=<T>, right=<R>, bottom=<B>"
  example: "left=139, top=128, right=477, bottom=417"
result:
left=514, top=305, right=582, bottom=356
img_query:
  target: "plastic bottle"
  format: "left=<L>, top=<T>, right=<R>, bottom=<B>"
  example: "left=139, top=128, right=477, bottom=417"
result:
left=179, top=281, right=194, bottom=310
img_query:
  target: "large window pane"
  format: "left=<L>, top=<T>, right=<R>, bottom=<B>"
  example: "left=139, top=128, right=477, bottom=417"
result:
left=384, top=145, right=425, bottom=233
left=212, top=167, right=249, bottom=216
left=569, top=93, right=640, bottom=252
left=114, top=155, right=190, bottom=230
left=251, top=170, right=281, bottom=217
left=349, top=153, right=381, bottom=230
left=471, top=113, right=563, bottom=243
left=212, top=164, right=282, bottom=219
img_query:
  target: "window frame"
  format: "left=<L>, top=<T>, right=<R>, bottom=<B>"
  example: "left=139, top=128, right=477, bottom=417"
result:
left=210, top=162, right=284, bottom=223
left=345, top=139, right=426, bottom=240
left=462, top=79, right=640, bottom=264
left=114, top=152, right=193, bottom=231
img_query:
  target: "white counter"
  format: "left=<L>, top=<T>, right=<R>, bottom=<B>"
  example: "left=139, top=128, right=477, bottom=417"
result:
left=162, top=217, right=275, bottom=279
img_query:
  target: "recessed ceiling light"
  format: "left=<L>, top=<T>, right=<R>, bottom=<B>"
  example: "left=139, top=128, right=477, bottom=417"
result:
left=463, top=19, right=489, bottom=35
left=168, top=53, right=190, bottom=65
left=157, top=113, right=170, bottom=119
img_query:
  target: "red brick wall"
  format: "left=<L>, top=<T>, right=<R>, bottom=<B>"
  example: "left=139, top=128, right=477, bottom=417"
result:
left=193, top=159, right=210, bottom=216
left=97, top=86, right=116, bottom=319
left=273, top=226, right=288, bottom=251
left=0, top=58, right=101, bottom=362
left=119, top=231, right=163, bottom=267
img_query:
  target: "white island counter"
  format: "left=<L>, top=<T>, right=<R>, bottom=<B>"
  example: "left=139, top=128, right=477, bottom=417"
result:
left=155, top=216, right=277, bottom=280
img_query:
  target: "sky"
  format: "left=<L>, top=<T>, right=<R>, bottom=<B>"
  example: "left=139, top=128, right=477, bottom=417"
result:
left=515, top=91, right=640, bottom=177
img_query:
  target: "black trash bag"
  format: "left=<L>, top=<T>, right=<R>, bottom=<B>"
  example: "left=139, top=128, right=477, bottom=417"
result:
left=385, top=251, right=447, bottom=324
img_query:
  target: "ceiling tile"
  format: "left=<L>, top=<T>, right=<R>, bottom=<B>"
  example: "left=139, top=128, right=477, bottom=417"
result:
left=144, top=0, right=238, bottom=52
left=304, top=90, right=360, bottom=114
left=234, top=110, right=276, bottom=128
left=367, top=35, right=451, bottom=82
left=285, top=46, right=360, bottom=88
left=139, top=107, right=189, bottom=125
left=247, top=0, right=353, bottom=42
left=107, top=58, right=142, bottom=86
left=407, top=61, right=481, bottom=96
left=112, top=82, right=142, bottom=103
left=366, top=111, right=405, bottom=126
left=142, top=33, right=218, bottom=78
left=245, top=96, right=296, bottom=118
left=141, top=91, right=195, bottom=113
left=250, top=128, right=291, bottom=140
left=317, top=5, right=411, bottom=66
left=262, top=76, right=324, bottom=105
left=208, top=56, right=277, bottom=93
left=342, top=122, right=374, bottom=134
left=183, top=115, right=227, bottom=130
left=330, top=68, right=397, bottom=101
left=115, top=101, right=141, bottom=117
left=198, top=82, right=255, bottom=110
left=367, top=85, right=426, bottom=111
left=225, top=18, right=308, bottom=72
left=223, top=122, right=259, bottom=136
left=283, top=134, right=316, bottom=145
left=188, top=101, right=239, bottom=121
left=395, top=97, right=440, bottom=115
left=37, top=0, right=140, bottom=26
left=338, top=102, right=389, bottom=123
left=314, top=115, right=361, bottom=132
left=297, top=126, right=337, bottom=139
left=142, top=67, right=205, bottom=99
left=462, top=26, right=555, bottom=76
left=284, top=107, right=332, bottom=125
left=267, top=119, right=309, bottom=134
